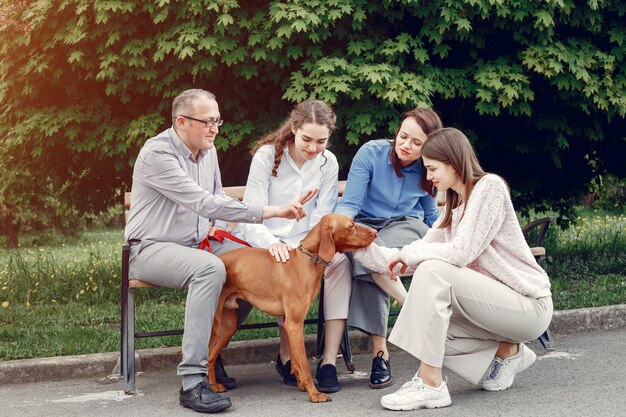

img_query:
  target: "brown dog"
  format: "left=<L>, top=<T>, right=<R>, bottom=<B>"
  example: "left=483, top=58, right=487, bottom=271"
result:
left=207, top=214, right=377, bottom=402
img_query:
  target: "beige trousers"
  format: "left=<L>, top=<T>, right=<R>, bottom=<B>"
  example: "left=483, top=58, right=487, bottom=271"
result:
left=322, top=253, right=353, bottom=320
left=276, top=252, right=352, bottom=326
left=388, top=260, right=553, bottom=385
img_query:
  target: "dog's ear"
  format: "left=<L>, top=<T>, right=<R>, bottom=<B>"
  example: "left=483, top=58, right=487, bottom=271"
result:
left=318, top=223, right=336, bottom=261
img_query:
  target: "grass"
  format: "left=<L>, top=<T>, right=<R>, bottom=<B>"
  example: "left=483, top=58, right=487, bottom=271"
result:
left=1, top=208, right=625, bottom=360
left=0, top=299, right=323, bottom=360
left=545, top=208, right=626, bottom=309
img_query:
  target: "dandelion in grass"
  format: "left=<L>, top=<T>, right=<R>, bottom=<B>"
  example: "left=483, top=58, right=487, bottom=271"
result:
left=1, top=301, right=8, bottom=308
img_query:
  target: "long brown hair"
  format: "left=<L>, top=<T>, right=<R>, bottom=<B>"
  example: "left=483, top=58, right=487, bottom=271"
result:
left=250, top=100, right=337, bottom=177
left=421, top=128, right=491, bottom=228
left=390, top=108, right=443, bottom=197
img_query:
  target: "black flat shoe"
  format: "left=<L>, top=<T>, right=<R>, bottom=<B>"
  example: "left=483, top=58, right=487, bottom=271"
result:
left=275, top=354, right=298, bottom=386
left=215, top=355, right=236, bottom=390
left=369, top=351, right=393, bottom=389
left=179, top=381, right=232, bottom=413
left=315, top=362, right=341, bottom=393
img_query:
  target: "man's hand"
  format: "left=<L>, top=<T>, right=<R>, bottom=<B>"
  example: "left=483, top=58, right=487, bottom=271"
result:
left=207, top=225, right=224, bottom=237
left=386, top=253, right=408, bottom=280
left=262, top=188, right=318, bottom=221
left=268, top=241, right=292, bottom=263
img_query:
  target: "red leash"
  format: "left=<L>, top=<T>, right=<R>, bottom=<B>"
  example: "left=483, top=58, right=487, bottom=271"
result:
left=198, top=229, right=251, bottom=252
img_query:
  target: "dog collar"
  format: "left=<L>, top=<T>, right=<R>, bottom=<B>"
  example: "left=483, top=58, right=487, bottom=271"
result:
left=297, top=245, right=330, bottom=268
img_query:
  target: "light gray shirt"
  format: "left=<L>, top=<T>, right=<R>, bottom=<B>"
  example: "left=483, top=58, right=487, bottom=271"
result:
left=124, top=127, right=263, bottom=247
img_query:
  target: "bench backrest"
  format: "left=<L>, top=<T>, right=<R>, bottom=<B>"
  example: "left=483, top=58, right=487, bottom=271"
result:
left=124, top=180, right=445, bottom=222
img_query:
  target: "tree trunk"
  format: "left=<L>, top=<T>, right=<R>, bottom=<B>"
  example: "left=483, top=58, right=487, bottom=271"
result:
left=2, top=211, right=19, bottom=248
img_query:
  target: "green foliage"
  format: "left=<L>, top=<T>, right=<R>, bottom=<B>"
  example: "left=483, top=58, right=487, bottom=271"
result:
left=1, top=0, right=626, bottom=241
left=587, top=174, right=626, bottom=213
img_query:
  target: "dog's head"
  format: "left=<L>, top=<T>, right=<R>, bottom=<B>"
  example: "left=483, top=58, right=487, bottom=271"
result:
left=303, top=214, right=378, bottom=261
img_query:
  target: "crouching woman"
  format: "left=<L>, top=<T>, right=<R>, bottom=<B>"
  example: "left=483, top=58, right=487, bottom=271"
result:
left=357, top=127, right=553, bottom=410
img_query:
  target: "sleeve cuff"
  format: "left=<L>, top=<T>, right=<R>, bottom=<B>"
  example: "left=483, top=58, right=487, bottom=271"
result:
left=245, top=204, right=264, bottom=223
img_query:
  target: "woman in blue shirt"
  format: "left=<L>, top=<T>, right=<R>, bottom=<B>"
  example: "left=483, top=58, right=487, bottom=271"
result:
left=335, top=108, right=442, bottom=389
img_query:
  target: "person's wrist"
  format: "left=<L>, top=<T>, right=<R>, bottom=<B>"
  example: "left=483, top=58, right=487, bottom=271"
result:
left=263, top=206, right=276, bottom=219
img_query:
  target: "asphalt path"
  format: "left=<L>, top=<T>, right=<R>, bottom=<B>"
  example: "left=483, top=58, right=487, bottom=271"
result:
left=1, top=328, right=624, bottom=417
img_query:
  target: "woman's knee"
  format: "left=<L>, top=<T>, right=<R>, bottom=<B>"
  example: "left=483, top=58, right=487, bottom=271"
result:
left=327, top=252, right=351, bottom=274
left=411, top=259, right=455, bottom=289
left=414, top=259, right=449, bottom=277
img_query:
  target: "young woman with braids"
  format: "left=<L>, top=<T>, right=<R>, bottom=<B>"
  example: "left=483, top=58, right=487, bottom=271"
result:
left=335, top=108, right=443, bottom=389
left=233, top=99, right=350, bottom=392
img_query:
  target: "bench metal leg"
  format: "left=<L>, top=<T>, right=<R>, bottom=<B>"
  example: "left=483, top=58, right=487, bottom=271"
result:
left=538, top=327, right=555, bottom=352
left=340, top=326, right=354, bottom=372
left=532, top=253, right=556, bottom=352
left=121, top=245, right=136, bottom=393
left=125, top=288, right=137, bottom=392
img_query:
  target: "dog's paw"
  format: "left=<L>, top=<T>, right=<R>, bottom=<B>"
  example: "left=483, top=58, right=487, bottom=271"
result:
left=354, top=243, right=400, bottom=273
left=309, top=392, right=331, bottom=403
left=210, top=383, right=227, bottom=393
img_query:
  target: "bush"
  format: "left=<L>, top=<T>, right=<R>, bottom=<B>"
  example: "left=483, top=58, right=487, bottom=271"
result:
left=587, top=175, right=626, bottom=213
left=0, top=174, right=86, bottom=248
left=1, top=0, right=626, bottom=245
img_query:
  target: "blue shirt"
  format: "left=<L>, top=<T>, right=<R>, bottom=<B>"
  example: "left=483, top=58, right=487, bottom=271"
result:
left=335, top=139, right=439, bottom=226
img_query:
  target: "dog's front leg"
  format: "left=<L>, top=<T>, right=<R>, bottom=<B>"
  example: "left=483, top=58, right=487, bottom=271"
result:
left=283, top=317, right=331, bottom=403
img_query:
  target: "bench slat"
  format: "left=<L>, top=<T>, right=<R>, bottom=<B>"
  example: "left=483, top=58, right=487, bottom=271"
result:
left=530, top=246, right=546, bottom=257
left=129, top=279, right=158, bottom=289
left=223, top=186, right=246, bottom=201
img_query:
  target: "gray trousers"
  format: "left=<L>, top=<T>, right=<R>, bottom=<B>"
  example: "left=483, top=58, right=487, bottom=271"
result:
left=129, top=238, right=245, bottom=377
left=347, top=216, right=429, bottom=337
left=389, top=260, right=553, bottom=384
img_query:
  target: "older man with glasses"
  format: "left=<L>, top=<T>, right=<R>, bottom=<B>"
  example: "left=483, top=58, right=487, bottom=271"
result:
left=124, top=89, right=309, bottom=413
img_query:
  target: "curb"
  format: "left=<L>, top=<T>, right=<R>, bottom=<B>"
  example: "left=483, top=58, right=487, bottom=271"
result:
left=1, top=304, right=625, bottom=385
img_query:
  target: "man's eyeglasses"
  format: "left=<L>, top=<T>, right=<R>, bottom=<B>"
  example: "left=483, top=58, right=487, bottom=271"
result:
left=180, top=115, right=223, bottom=127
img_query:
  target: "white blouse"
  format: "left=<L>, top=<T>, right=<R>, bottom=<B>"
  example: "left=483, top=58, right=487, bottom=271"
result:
left=234, top=144, right=339, bottom=248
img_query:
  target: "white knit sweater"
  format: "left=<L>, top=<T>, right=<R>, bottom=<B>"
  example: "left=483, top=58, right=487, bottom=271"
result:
left=355, top=174, right=551, bottom=298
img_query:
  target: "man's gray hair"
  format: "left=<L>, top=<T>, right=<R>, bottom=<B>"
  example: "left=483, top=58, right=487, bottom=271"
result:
left=172, top=89, right=217, bottom=124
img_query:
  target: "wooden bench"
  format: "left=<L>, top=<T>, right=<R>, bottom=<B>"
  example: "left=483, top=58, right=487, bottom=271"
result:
left=121, top=177, right=555, bottom=392
left=119, top=180, right=494, bottom=393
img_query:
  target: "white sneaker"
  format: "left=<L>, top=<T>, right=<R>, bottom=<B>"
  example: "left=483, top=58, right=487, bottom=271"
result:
left=482, top=343, right=537, bottom=392
left=380, top=371, right=451, bottom=411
